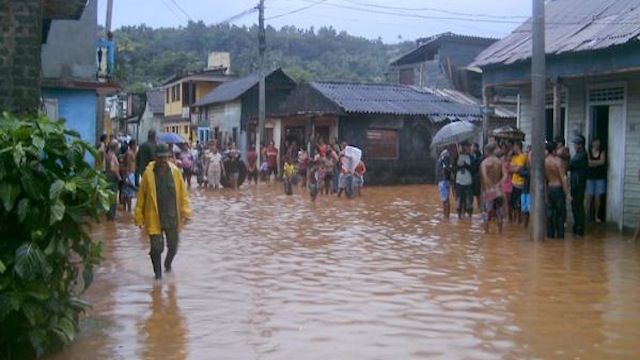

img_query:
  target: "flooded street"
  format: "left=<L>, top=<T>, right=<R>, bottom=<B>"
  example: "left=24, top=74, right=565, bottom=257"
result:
left=49, top=185, right=640, bottom=360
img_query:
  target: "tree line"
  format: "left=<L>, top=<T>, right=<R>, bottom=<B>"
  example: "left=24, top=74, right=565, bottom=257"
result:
left=114, top=21, right=414, bottom=91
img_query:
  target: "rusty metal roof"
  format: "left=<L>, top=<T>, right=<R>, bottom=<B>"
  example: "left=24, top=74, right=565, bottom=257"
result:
left=472, top=0, right=640, bottom=67
left=310, top=81, right=482, bottom=120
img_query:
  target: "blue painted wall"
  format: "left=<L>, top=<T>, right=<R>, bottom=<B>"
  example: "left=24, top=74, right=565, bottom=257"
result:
left=42, top=88, right=97, bottom=144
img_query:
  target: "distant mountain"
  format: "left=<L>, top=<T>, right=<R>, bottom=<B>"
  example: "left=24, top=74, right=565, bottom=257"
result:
left=114, top=21, right=414, bottom=91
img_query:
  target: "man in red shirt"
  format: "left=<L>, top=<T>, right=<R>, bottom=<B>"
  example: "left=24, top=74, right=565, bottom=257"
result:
left=266, top=141, right=279, bottom=182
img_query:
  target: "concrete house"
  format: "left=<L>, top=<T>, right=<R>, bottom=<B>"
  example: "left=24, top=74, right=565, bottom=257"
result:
left=126, top=89, right=164, bottom=142
left=472, top=0, right=640, bottom=230
left=280, top=82, right=484, bottom=185
left=192, top=68, right=297, bottom=157
left=40, top=0, right=118, bottom=144
left=161, top=52, right=235, bottom=143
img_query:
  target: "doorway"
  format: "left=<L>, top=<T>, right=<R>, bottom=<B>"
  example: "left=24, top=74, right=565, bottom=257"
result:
left=589, top=103, right=625, bottom=228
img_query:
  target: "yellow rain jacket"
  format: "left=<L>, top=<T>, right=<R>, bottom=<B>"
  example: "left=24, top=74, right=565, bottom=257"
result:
left=135, top=161, right=192, bottom=235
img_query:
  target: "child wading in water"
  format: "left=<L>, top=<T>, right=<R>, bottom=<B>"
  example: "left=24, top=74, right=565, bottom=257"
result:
left=353, top=160, right=366, bottom=196
left=283, top=160, right=295, bottom=195
left=307, top=160, right=320, bottom=201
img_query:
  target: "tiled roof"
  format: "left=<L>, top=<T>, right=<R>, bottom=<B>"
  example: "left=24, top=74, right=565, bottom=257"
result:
left=194, top=68, right=294, bottom=107
left=472, top=0, right=640, bottom=67
left=310, top=81, right=482, bottom=121
left=146, top=89, right=164, bottom=114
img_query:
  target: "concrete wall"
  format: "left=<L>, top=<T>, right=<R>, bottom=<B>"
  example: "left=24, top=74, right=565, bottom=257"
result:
left=42, top=88, right=97, bottom=144
left=207, top=100, right=241, bottom=145
left=517, top=74, right=640, bottom=229
left=0, top=0, right=43, bottom=112
left=41, top=0, right=96, bottom=80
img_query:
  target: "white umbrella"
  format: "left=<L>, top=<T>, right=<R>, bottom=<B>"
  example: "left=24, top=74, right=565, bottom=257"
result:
left=431, top=121, right=476, bottom=148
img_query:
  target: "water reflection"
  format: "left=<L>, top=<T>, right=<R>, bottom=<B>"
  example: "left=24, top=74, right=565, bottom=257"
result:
left=46, top=185, right=640, bottom=359
left=141, top=283, right=187, bottom=360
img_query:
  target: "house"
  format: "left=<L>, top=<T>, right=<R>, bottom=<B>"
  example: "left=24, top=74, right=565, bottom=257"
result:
left=161, top=52, right=235, bottom=143
left=280, top=82, right=484, bottom=185
left=125, top=89, right=164, bottom=142
left=39, top=0, right=119, bottom=145
left=1, top=0, right=90, bottom=112
left=389, top=32, right=497, bottom=98
left=192, top=68, right=297, bottom=156
left=471, top=0, right=640, bottom=230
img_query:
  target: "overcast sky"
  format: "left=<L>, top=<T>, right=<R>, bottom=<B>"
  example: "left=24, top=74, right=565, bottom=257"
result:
left=98, top=0, right=532, bottom=43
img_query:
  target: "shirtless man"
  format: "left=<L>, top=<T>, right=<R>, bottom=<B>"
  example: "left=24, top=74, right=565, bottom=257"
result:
left=545, top=141, right=571, bottom=239
left=480, top=143, right=505, bottom=234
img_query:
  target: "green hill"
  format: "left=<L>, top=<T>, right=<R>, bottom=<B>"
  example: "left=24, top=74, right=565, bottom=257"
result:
left=114, top=21, right=414, bottom=91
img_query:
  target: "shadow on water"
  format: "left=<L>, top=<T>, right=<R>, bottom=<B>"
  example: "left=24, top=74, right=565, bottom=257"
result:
left=47, top=184, right=640, bottom=359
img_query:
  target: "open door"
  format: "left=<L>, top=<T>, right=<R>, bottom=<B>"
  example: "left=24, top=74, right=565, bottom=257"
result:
left=607, top=105, right=624, bottom=229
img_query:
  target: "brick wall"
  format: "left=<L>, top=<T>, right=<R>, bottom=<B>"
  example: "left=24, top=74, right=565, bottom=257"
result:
left=0, top=0, right=43, bottom=112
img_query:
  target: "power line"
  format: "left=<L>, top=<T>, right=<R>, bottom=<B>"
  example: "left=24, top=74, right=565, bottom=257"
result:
left=216, top=5, right=260, bottom=25
left=169, top=0, right=194, bottom=21
left=293, top=0, right=640, bottom=26
left=266, top=0, right=331, bottom=21
left=159, top=0, right=186, bottom=23
left=340, top=0, right=530, bottom=20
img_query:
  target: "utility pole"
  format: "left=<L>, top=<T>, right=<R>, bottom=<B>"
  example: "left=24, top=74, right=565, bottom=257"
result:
left=256, top=0, right=266, bottom=165
left=531, top=0, right=546, bottom=241
left=106, top=0, right=114, bottom=33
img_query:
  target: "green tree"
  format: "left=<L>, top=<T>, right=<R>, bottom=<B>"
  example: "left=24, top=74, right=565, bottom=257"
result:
left=0, top=113, right=111, bottom=358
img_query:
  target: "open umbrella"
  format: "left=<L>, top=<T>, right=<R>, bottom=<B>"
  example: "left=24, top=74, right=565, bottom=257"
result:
left=431, top=121, right=476, bottom=148
left=157, top=132, right=187, bottom=144
left=491, top=126, right=525, bottom=141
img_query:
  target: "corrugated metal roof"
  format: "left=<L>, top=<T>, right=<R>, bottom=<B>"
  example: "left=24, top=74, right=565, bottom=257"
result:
left=472, top=0, right=640, bottom=67
left=194, top=68, right=294, bottom=107
left=416, top=87, right=516, bottom=119
left=310, top=81, right=482, bottom=120
left=391, top=32, right=496, bottom=66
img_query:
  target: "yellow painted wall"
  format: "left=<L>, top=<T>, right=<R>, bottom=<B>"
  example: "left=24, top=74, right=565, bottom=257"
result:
left=196, top=83, right=216, bottom=101
left=164, top=83, right=183, bottom=117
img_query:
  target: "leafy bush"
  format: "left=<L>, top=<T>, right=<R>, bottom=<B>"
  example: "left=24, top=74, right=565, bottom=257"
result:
left=0, top=113, right=112, bottom=358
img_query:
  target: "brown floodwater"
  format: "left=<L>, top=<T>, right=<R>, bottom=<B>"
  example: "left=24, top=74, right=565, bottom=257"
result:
left=48, top=184, right=640, bottom=360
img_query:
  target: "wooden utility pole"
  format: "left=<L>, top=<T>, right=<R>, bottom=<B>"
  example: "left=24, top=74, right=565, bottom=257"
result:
left=106, top=0, right=114, bottom=33
left=482, top=85, right=491, bottom=146
left=553, top=80, right=562, bottom=139
left=531, top=0, right=546, bottom=241
left=256, top=0, right=266, bottom=164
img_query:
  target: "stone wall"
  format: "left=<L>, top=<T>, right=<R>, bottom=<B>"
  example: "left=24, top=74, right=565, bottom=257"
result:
left=0, top=0, right=43, bottom=112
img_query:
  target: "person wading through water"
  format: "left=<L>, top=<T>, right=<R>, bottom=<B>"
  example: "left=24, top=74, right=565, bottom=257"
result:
left=136, top=144, right=192, bottom=280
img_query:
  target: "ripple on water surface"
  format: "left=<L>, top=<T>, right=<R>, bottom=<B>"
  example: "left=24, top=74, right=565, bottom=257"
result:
left=48, top=184, right=640, bottom=360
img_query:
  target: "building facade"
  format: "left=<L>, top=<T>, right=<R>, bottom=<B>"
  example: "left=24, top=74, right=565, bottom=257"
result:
left=472, top=0, right=640, bottom=230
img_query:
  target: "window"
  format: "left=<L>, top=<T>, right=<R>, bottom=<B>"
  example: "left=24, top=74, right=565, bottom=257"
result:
left=166, top=89, right=170, bottom=104
left=367, top=129, right=399, bottom=159
left=175, top=84, right=181, bottom=102
left=589, top=87, right=624, bottom=103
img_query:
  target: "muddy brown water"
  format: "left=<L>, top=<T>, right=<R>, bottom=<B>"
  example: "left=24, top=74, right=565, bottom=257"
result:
left=48, top=185, right=640, bottom=360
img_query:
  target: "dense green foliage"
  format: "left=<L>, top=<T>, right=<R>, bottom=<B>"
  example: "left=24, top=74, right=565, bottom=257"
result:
left=115, top=21, right=414, bottom=90
left=0, top=113, right=111, bottom=358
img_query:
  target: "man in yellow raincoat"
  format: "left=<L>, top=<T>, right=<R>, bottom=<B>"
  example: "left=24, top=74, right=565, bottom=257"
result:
left=136, top=144, right=192, bottom=280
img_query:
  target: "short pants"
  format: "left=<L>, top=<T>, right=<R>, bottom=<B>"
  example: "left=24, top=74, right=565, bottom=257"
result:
left=483, top=191, right=505, bottom=222
left=586, top=179, right=606, bottom=196
left=521, top=193, right=531, bottom=213
left=438, top=181, right=450, bottom=202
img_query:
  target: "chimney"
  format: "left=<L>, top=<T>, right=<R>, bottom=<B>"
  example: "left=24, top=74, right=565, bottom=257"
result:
left=207, top=52, right=231, bottom=74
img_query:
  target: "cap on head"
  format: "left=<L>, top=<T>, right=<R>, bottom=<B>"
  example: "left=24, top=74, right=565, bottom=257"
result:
left=572, top=135, right=586, bottom=146
left=155, top=143, right=171, bottom=157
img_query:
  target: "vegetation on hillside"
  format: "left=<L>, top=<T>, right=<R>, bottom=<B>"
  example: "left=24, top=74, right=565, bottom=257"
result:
left=115, top=21, right=414, bottom=90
